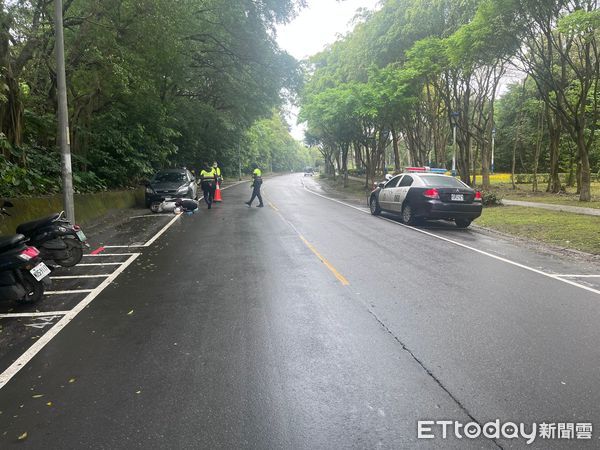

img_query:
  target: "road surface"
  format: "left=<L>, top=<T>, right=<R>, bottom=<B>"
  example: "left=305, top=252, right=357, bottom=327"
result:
left=1, top=174, right=599, bottom=449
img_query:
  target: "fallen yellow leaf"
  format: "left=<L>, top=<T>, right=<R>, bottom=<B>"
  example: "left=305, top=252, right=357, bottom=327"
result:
left=46, top=402, right=52, bottom=407
left=17, top=432, right=27, bottom=440
left=32, top=394, right=44, bottom=398
left=68, top=378, right=76, bottom=383
left=127, top=310, right=134, bottom=315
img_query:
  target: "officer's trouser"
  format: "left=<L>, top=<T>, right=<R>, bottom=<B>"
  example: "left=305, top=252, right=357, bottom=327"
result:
left=249, top=182, right=263, bottom=205
left=202, top=182, right=215, bottom=205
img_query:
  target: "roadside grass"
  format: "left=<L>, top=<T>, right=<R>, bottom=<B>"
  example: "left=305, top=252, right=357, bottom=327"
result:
left=477, top=206, right=600, bottom=254
left=318, top=174, right=371, bottom=198
left=485, top=182, right=600, bottom=209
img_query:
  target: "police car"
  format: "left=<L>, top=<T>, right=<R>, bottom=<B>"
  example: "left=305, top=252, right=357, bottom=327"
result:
left=368, top=167, right=483, bottom=228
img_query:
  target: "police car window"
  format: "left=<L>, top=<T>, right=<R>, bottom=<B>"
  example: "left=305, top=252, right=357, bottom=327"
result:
left=420, top=175, right=466, bottom=188
left=385, top=175, right=401, bottom=188
left=398, top=175, right=413, bottom=187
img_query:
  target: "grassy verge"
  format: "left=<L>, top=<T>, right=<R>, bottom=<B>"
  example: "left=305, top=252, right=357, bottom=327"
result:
left=477, top=206, right=600, bottom=254
left=482, top=180, right=600, bottom=209
left=317, top=174, right=371, bottom=198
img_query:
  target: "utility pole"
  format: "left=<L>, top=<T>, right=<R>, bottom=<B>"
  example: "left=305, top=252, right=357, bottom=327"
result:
left=54, top=0, right=75, bottom=223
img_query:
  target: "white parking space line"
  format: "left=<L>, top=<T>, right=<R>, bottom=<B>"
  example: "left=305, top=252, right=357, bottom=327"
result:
left=300, top=181, right=600, bottom=297
left=0, top=253, right=141, bottom=389
left=50, top=275, right=110, bottom=280
left=104, top=244, right=145, bottom=249
left=78, top=262, right=124, bottom=267
left=0, top=312, right=69, bottom=319
left=83, top=253, right=136, bottom=257
left=45, top=290, right=94, bottom=295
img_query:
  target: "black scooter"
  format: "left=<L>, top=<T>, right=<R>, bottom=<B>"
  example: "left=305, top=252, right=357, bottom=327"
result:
left=0, top=204, right=52, bottom=303
left=4, top=202, right=89, bottom=267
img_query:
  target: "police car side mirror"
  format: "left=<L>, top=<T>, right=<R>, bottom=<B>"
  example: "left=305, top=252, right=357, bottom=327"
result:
left=378, top=182, right=385, bottom=188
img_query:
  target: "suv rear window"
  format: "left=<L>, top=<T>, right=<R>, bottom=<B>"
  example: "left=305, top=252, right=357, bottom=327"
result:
left=420, top=175, right=467, bottom=188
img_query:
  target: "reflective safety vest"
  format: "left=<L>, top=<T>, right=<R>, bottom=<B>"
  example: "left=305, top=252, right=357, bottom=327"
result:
left=253, top=168, right=262, bottom=177
left=215, top=167, right=222, bottom=177
left=200, top=168, right=216, bottom=182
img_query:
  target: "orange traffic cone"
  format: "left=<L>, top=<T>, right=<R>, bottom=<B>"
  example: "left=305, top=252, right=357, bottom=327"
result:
left=214, top=182, right=222, bottom=202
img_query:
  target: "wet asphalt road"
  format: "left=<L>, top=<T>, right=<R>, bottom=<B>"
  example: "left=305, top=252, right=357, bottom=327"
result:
left=1, top=174, right=600, bottom=449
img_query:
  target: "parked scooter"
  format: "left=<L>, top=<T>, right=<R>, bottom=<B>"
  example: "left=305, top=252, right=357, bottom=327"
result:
left=0, top=205, right=51, bottom=303
left=3, top=201, right=89, bottom=267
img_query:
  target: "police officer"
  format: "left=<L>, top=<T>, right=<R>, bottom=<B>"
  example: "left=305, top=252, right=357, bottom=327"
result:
left=199, top=162, right=217, bottom=209
left=245, top=164, right=264, bottom=207
left=213, top=161, right=222, bottom=183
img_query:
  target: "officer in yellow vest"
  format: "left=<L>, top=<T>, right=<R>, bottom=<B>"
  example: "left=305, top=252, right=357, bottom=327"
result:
left=213, top=161, right=222, bottom=183
left=245, top=164, right=264, bottom=207
left=199, top=162, right=217, bottom=209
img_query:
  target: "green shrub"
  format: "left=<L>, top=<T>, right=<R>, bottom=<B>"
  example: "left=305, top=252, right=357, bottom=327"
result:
left=481, top=190, right=503, bottom=207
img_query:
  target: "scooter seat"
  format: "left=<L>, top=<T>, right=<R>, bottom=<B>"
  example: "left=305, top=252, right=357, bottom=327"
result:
left=0, top=234, right=27, bottom=252
left=16, top=214, right=61, bottom=235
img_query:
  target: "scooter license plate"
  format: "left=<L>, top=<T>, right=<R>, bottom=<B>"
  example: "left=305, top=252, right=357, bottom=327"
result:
left=76, top=230, right=87, bottom=242
left=30, top=262, right=51, bottom=281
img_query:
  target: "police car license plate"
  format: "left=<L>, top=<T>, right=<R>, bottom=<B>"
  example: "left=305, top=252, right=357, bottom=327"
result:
left=76, top=230, right=87, bottom=242
left=30, top=262, right=51, bottom=281
left=451, top=194, right=464, bottom=202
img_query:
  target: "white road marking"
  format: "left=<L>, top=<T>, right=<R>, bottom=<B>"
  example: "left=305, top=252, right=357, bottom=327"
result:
left=129, top=214, right=173, bottom=219
left=142, top=214, right=180, bottom=247
left=45, top=290, right=94, bottom=295
left=104, top=244, right=145, bottom=248
left=78, top=262, right=123, bottom=266
left=51, top=275, right=110, bottom=280
left=554, top=275, right=600, bottom=278
left=0, top=253, right=140, bottom=389
left=0, top=312, right=69, bottom=319
left=83, top=253, right=136, bottom=257
left=301, top=181, right=600, bottom=297
left=220, top=181, right=246, bottom=190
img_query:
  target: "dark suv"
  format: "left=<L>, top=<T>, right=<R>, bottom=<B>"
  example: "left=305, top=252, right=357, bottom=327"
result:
left=145, top=168, right=198, bottom=208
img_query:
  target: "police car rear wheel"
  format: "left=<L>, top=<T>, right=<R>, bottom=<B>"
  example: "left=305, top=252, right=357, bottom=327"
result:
left=401, top=203, right=415, bottom=225
left=370, top=196, right=381, bottom=216
left=455, top=219, right=472, bottom=228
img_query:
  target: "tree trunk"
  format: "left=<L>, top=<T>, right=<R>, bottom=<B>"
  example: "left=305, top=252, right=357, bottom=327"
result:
left=576, top=129, right=591, bottom=201
left=0, top=8, right=23, bottom=151
left=391, top=127, right=400, bottom=172
left=532, top=106, right=544, bottom=193
left=546, top=108, right=561, bottom=193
